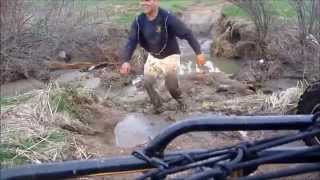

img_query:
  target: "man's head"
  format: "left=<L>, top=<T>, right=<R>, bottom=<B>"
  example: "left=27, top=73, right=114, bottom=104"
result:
left=140, top=0, right=160, bottom=15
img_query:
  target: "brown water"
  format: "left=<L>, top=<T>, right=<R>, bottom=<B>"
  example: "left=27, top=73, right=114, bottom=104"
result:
left=179, top=38, right=241, bottom=75
left=210, top=55, right=241, bottom=75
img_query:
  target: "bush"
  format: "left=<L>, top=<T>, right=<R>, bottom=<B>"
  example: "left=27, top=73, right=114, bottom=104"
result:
left=226, top=0, right=273, bottom=59
left=0, top=0, right=126, bottom=84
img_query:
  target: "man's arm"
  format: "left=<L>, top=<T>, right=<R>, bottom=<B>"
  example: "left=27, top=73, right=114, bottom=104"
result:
left=120, top=19, right=139, bottom=75
left=168, top=14, right=202, bottom=55
left=122, top=20, right=139, bottom=63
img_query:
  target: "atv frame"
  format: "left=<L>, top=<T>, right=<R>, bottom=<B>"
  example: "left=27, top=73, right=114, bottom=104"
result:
left=1, top=113, right=320, bottom=180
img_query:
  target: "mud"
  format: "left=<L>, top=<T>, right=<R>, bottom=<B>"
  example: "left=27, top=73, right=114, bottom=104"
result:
left=0, top=78, right=46, bottom=97
left=1, top=1, right=318, bottom=179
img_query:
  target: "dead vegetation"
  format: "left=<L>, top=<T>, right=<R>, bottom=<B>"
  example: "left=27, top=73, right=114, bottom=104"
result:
left=202, top=82, right=306, bottom=115
left=214, top=0, right=320, bottom=82
left=290, top=0, right=320, bottom=81
left=0, top=71, right=307, bottom=168
left=0, top=88, right=67, bottom=167
left=0, top=84, right=100, bottom=167
left=0, top=0, right=128, bottom=84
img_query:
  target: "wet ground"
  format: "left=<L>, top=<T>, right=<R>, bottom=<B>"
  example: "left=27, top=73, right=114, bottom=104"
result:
left=1, top=2, right=318, bottom=179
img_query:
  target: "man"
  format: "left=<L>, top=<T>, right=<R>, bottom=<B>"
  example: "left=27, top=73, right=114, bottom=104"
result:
left=120, top=0, right=205, bottom=113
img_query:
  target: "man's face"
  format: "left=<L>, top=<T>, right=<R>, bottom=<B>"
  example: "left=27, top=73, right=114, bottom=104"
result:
left=140, top=0, right=159, bottom=14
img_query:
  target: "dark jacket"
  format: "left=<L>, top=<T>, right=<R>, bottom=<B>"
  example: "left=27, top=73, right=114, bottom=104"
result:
left=122, top=8, right=201, bottom=63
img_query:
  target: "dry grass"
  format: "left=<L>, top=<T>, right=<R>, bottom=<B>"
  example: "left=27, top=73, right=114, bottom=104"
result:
left=0, top=84, right=95, bottom=167
left=202, top=94, right=268, bottom=115
left=1, top=85, right=63, bottom=167
left=263, top=86, right=305, bottom=114
left=202, top=81, right=307, bottom=115
left=0, top=0, right=126, bottom=84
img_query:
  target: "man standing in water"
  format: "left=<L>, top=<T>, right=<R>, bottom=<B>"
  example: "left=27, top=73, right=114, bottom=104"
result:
left=120, top=0, right=205, bottom=114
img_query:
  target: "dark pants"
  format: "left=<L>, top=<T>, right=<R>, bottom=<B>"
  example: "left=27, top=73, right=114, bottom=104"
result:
left=144, top=72, right=182, bottom=108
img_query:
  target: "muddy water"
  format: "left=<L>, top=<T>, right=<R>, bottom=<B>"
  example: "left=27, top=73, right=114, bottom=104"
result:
left=179, top=38, right=241, bottom=75
left=114, top=112, right=226, bottom=148
left=114, top=113, right=172, bottom=148
left=211, top=56, right=241, bottom=75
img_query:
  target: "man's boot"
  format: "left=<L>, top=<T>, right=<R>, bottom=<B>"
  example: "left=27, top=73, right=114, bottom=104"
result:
left=144, top=78, right=164, bottom=114
left=165, top=73, right=187, bottom=112
left=149, top=92, right=165, bottom=114
left=176, top=97, right=187, bottom=112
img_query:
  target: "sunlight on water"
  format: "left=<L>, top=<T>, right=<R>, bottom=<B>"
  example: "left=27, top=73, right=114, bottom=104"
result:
left=114, top=113, right=171, bottom=148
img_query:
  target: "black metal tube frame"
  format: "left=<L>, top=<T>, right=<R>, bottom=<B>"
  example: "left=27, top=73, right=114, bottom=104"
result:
left=143, top=115, right=315, bottom=156
left=1, top=148, right=320, bottom=180
left=1, top=114, right=318, bottom=180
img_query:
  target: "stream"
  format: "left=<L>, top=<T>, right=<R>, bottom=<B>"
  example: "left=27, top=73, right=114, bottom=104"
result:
left=113, top=36, right=243, bottom=148
left=179, top=38, right=241, bottom=75
left=0, top=36, right=298, bottom=149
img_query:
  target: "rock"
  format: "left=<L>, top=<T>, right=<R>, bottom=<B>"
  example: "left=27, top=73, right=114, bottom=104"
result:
left=235, top=70, right=256, bottom=82
left=57, top=50, right=72, bottom=63
left=262, top=88, right=273, bottom=94
left=82, top=78, right=101, bottom=89
left=54, top=70, right=102, bottom=90
left=0, top=78, right=46, bottom=97
left=54, top=113, right=100, bottom=135
left=217, top=84, right=231, bottom=92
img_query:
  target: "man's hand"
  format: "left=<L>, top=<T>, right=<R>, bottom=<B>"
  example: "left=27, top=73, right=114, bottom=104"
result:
left=196, top=54, right=206, bottom=66
left=120, top=62, right=131, bottom=76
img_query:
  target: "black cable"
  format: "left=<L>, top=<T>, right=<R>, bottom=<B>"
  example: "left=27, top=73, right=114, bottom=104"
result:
left=156, top=148, right=244, bottom=179
left=138, top=127, right=320, bottom=180
left=138, top=154, right=232, bottom=180
left=186, top=146, right=320, bottom=180
left=185, top=167, right=224, bottom=180
left=238, top=163, right=320, bottom=180
left=167, top=148, right=233, bottom=166
left=230, top=148, right=245, bottom=164
left=250, top=128, right=320, bottom=152
left=135, top=148, right=235, bottom=180
left=139, top=130, right=314, bottom=180
left=251, top=134, right=290, bottom=146
left=312, top=112, right=320, bottom=122
left=232, top=146, right=320, bottom=171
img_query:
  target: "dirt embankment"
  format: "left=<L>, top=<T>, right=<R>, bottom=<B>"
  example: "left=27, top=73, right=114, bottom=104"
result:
left=211, top=14, right=320, bottom=85
left=0, top=0, right=136, bottom=85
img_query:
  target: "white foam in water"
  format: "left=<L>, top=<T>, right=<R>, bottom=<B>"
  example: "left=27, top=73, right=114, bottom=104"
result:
left=132, top=75, right=143, bottom=85
left=187, top=61, right=193, bottom=73
left=196, top=64, right=200, bottom=73
left=205, top=61, right=221, bottom=72
left=196, top=61, right=221, bottom=73
left=179, top=63, right=187, bottom=75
